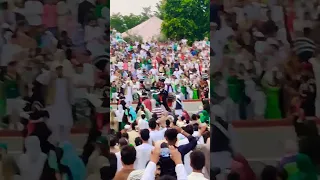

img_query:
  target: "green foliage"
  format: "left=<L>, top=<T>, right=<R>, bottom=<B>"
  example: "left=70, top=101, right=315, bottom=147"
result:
left=157, top=34, right=168, bottom=43
left=110, top=13, right=148, bottom=33
left=123, top=34, right=143, bottom=44
left=154, top=0, right=165, bottom=19
left=110, top=6, right=154, bottom=33
left=161, top=0, right=210, bottom=43
left=110, top=0, right=209, bottom=43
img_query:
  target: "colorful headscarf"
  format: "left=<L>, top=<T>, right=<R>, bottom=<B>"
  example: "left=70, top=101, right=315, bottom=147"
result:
left=129, top=106, right=137, bottom=122
left=199, top=110, right=209, bottom=123
left=60, top=142, right=86, bottom=180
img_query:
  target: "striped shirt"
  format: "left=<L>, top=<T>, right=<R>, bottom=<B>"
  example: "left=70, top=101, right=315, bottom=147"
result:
left=152, top=107, right=163, bottom=118
left=293, top=37, right=316, bottom=55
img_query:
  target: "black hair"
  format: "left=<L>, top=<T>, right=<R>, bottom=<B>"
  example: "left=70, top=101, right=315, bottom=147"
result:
left=152, top=113, right=158, bottom=119
left=164, top=128, right=178, bottom=141
left=165, top=120, right=171, bottom=128
left=131, top=121, right=137, bottom=131
left=109, top=135, right=117, bottom=147
left=191, top=114, right=197, bottom=120
left=190, top=150, right=205, bottom=171
left=193, top=123, right=199, bottom=131
left=184, top=125, right=194, bottom=135
left=116, top=131, right=122, bottom=140
left=261, top=165, right=278, bottom=180
left=135, top=137, right=142, bottom=146
left=120, top=145, right=136, bottom=165
left=141, top=114, right=146, bottom=119
left=118, top=138, right=128, bottom=148
left=65, top=49, right=72, bottom=60
left=140, top=129, right=150, bottom=141
left=149, top=119, right=157, bottom=129
left=227, top=172, right=241, bottom=180
left=303, top=27, right=312, bottom=37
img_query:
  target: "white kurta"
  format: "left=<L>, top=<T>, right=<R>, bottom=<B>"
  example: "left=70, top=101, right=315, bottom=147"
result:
left=47, top=79, right=73, bottom=127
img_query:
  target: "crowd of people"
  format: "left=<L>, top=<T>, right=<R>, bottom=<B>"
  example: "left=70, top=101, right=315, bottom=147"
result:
left=210, top=0, right=320, bottom=180
left=2, top=0, right=320, bottom=179
left=106, top=20, right=212, bottom=179
left=211, top=0, right=320, bottom=121
left=110, top=30, right=210, bottom=104
left=0, top=0, right=109, bottom=132
left=109, top=28, right=210, bottom=130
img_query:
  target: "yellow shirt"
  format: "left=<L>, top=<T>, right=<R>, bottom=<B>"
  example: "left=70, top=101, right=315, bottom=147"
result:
left=127, top=130, right=140, bottom=146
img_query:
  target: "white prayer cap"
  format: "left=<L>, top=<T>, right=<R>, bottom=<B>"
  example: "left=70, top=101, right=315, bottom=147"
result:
left=124, top=125, right=131, bottom=130
left=176, top=95, right=181, bottom=99
left=127, top=170, right=145, bottom=180
left=167, top=115, right=174, bottom=121
left=253, top=31, right=264, bottom=37
left=211, top=105, right=225, bottom=118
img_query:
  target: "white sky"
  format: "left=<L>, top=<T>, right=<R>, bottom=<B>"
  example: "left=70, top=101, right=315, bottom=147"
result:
left=110, top=0, right=161, bottom=15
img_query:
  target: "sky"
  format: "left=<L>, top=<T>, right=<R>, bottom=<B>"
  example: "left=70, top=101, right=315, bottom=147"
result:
left=110, top=0, right=161, bottom=15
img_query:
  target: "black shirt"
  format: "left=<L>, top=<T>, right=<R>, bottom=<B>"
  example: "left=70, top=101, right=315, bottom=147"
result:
left=211, top=119, right=231, bottom=152
left=78, top=0, right=95, bottom=25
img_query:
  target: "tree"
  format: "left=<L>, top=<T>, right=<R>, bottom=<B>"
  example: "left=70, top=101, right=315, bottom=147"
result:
left=161, top=0, right=210, bottom=43
left=154, top=0, right=165, bottom=19
left=110, top=13, right=148, bottom=33
left=141, top=6, right=153, bottom=19
left=110, top=13, right=127, bottom=33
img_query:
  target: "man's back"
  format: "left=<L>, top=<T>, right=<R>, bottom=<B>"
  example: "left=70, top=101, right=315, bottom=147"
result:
left=149, top=130, right=164, bottom=144
left=135, top=143, right=154, bottom=169
left=113, top=168, right=135, bottom=180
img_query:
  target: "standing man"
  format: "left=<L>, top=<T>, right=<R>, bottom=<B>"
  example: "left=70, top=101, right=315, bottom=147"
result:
left=46, top=63, right=73, bottom=144
left=78, top=0, right=96, bottom=26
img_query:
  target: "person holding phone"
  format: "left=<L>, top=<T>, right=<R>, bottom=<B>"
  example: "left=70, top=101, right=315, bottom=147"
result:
left=156, top=124, right=207, bottom=177
left=140, top=145, right=188, bottom=180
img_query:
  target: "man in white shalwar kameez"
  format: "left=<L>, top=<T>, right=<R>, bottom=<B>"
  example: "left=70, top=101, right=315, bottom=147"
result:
left=214, top=78, right=239, bottom=122
left=46, top=63, right=73, bottom=144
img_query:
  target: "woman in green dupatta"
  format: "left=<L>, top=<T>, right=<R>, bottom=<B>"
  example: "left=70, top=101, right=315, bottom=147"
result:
left=227, top=71, right=242, bottom=104
left=192, top=84, right=199, bottom=99
left=263, top=72, right=282, bottom=119
left=199, top=110, right=209, bottom=123
left=292, top=153, right=318, bottom=180
left=181, top=81, right=188, bottom=100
